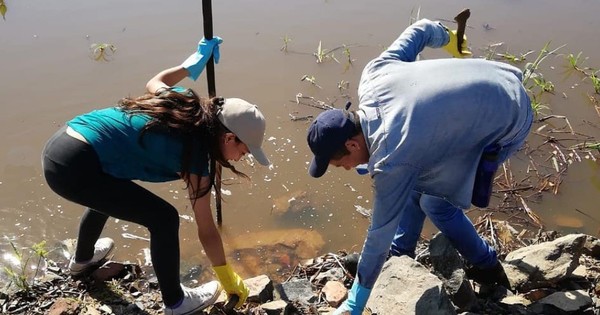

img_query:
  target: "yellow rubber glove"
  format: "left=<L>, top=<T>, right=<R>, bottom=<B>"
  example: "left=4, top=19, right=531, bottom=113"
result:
left=212, top=264, right=249, bottom=308
left=442, top=29, right=472, bottom=58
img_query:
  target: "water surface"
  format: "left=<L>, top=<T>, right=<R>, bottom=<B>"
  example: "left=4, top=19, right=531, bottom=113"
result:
left=1, top=0, right=599, bottom=282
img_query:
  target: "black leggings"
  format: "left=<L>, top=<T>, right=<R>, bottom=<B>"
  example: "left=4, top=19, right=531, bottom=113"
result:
left=42, top=127, right=183, bottom=306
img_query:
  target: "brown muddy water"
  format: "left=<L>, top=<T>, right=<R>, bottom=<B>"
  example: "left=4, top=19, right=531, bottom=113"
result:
left=1, top=0, right=599, bottom=284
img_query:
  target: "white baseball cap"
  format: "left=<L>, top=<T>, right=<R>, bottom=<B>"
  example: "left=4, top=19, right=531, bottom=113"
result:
left=217, top=98, right=270, bottom=166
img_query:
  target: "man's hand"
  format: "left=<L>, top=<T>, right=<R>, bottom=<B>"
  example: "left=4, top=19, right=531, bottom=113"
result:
left=181, top=36, right=223, bottom=81
left=332, top=280, right=372, bottom=315
left=442, top=29, right=472, bottom=58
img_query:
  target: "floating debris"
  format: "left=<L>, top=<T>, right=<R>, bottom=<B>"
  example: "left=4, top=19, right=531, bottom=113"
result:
left=354, top=205, right=372, bottom=218
left=122, top=233, right=150, bottom=242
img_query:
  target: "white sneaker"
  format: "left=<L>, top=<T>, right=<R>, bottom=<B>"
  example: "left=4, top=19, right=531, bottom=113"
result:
left=68, top=237, right=115, bottom=276
left=164, top=281, right=222, bottom=315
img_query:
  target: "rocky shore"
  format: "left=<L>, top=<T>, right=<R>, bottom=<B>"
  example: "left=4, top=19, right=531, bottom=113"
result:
left=1, top=230, right=599, bottom=315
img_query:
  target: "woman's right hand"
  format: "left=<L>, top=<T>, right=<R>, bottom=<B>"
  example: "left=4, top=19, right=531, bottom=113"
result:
left=212, top=263, right=249, bottom=308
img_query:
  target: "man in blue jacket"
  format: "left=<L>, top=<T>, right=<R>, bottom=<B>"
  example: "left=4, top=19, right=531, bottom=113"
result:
left=307, top=19, right=532, bottom=314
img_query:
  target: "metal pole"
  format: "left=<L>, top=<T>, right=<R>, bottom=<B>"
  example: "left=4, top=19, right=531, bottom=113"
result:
left=201, top=0, right=223, bottom=226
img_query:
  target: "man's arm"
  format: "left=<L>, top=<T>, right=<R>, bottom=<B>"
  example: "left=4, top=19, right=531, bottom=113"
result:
left=357, top=165, right=419, bottom=288
left=379, top=19, right=450, bottom=63
left=334, top=165, right=419, bottom=314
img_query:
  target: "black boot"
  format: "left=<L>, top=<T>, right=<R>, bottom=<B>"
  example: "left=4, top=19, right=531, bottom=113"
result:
left=466, top=261, right=511, bottom=289
left=343, top=253, right=359, bottom=277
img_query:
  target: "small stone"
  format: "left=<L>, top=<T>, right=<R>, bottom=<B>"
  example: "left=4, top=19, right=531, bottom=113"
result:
left=321, top=281, right=348, bottom=307
left=260, top=300, right=288, bottom=315
left=48, top=298, right=80, bottom=315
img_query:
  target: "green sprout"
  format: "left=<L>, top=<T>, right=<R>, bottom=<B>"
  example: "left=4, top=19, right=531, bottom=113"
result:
left=2, top=240, right=30, bottom=291
left=566, top=51, right=585, bottom=72
left=314, top=41, right=326, bottom=63
left=583, top=143, right=600, bottom=150
left=337, top=80, right=350, bottom=93
left=588, top=94, right=599, bottom=106
left=522, top=42, right=565, bottom=86
left=529, top=94, right=549, bottom=117
left=313, top=41, right=340, bottom=64
left=496, top=50, right=534, bottom=63
left=31, top=240, right=48, bottom=281
left=90, top=43, right=117, bottom=62
left=342, top=45, right=355, bottom=72
left=0, top=0, right=7, bottom=20
left=280, top=35, right=292, bottom=53
left=343, top=46, right=353, bottom=64
left=482, top=42, right=503, bottom=60
left=533, top=76, right=555, bottom=94
left=2, top=239, right=50, bottom=292
left=301, top=75, right=322, bottom=89
left=590, top=71, right=600, bottom=94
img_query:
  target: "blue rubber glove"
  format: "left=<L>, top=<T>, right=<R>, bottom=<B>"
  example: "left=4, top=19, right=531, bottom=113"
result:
left=181, top=36, right=223, bottom=81
left=333, top=280, right=372, bottom=315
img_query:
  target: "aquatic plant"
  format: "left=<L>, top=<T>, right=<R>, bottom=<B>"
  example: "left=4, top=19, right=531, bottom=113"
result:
left=301, top=75, right=322, bottom=89
left=0, top=0, right=7, bottom=20
left=90, top=43, right=117, bottom=62
left=313, top=41, right=325, bottom=63
left=498, top=50, right=534, bottom=64
left=2, top=240, right=29, bottom=291
left=337, top=80, right=349, bottom=93
left=566, top=51, right=585, bottom=72
left=2, top=239, right=49, bottom=292
left=533, top=76, right=555, bottom=94
left=529, top=94, right=549, bottom=117
left=312, top=41, right=345, bottom=64
left=522, top=42, right=565, bottom=86
left=31, top=240, right=48, bottom=281
left=590, top=70, right=600, bottom=94
left=280, top=35, right=292, bottom=53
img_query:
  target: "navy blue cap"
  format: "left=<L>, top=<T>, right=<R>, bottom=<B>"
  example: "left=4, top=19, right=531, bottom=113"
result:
left=307, top=109, right=357, bottom=178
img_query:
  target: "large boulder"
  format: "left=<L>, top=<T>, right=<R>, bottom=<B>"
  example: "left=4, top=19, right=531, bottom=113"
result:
left=367, top=256, right=456, bottom=315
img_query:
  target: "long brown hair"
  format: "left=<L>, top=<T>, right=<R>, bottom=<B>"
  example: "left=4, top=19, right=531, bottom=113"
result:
left=118, top=87, right=248, bottom=201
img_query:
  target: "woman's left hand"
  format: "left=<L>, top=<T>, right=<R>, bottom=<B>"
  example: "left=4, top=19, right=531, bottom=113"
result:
left=181, top=36, right=223, bottom=81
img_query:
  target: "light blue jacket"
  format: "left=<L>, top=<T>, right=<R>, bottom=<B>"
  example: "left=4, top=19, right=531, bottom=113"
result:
left=355, top=19, right=533, bottom=288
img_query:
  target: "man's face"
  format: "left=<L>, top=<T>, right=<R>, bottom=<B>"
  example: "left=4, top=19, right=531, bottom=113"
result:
left=329, top=138, right=367, bottom=171
left=329, top=153, right=360, bottom=171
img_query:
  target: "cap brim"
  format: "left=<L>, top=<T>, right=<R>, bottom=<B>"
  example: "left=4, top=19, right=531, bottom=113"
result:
left=248, top=146, right=270, bottom=166
left=309, top=155, right=330, bottom=178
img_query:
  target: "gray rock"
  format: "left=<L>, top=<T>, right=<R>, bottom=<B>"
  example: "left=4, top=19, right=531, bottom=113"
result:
left=246, top=275, right=274, bottom=303
left=429, top=233, right=477, bottom=310
left=276, top=279, right=317, bottom=305
left=504, top=234, right=587, bottom=290
left=367, top=256, right=456, bottom=315
left=260, top=300, right=289, bottom=315
left=534, top=289, right=593, bottom=313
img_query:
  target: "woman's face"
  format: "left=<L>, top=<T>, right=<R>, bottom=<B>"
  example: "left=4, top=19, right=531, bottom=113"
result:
left=221, top=132, right=250, bottom=162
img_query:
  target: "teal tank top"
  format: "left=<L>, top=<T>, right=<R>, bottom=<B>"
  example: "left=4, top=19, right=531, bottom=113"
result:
left=67, top=89, right=208, bottom=182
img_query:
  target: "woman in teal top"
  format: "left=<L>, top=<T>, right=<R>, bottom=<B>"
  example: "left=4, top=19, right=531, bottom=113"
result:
left=42, top=37, right=269, bottom=315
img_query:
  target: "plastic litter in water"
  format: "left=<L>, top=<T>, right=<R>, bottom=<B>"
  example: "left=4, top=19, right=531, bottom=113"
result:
left=354, top=205, right=372, bottom=218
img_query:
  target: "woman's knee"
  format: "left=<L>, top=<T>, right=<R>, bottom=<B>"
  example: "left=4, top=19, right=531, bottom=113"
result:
left=146, top=206, right=180, bottom=233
